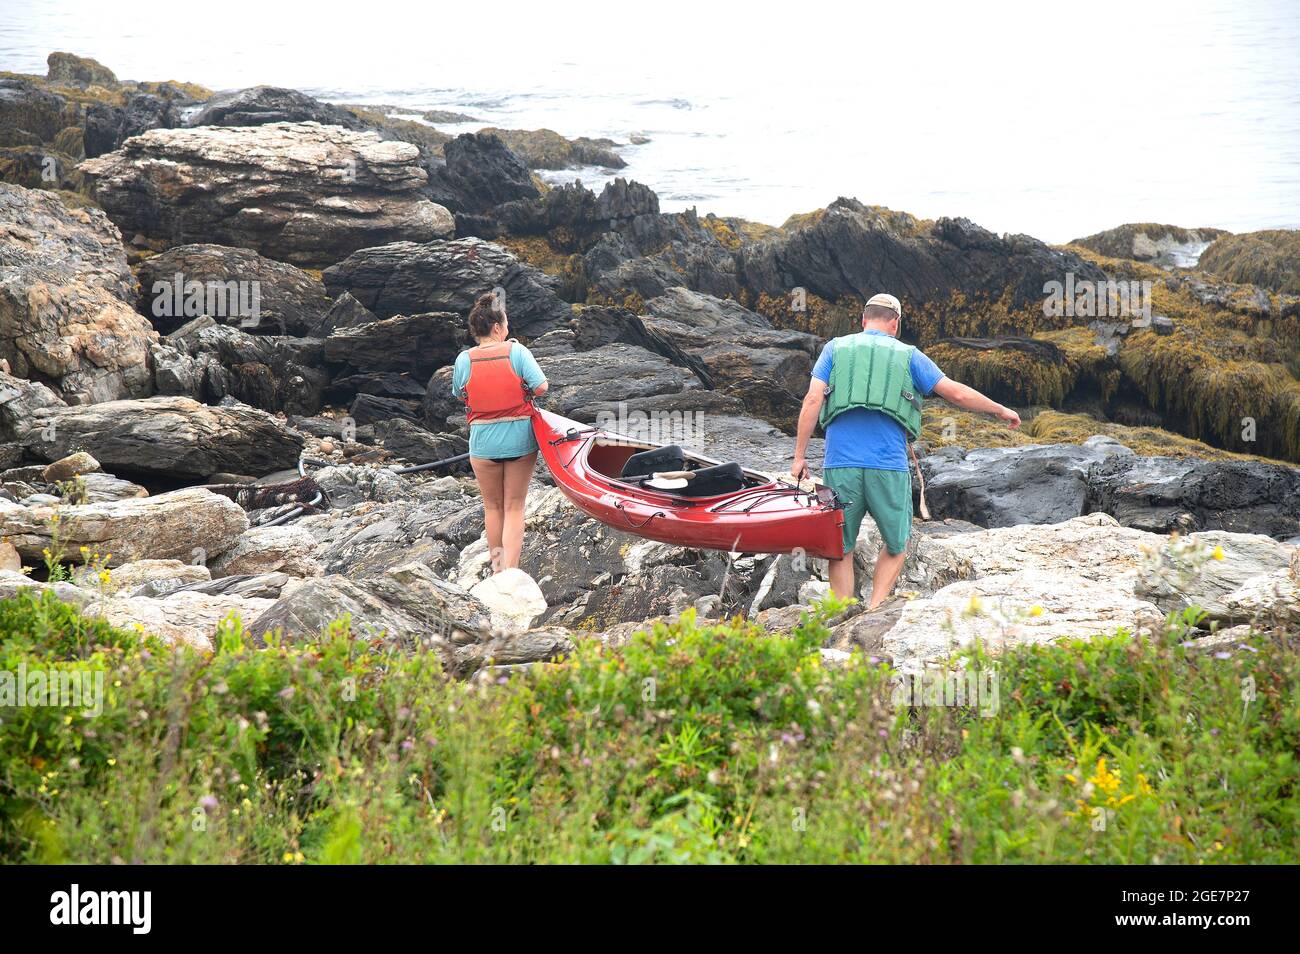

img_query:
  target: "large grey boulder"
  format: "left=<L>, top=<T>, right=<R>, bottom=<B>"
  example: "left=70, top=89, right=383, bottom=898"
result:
left=137, top=244, right=333, bottom=335
left=79, top=122, right=454, bottom=268
left=0, top=486, right=248, bottom=565
left=1086, top=455, right=1300, bottom=540
left=21, top=396, right=304, bottom=478
left=322, top=237, right=571, bottom=337
left=922, top=437, right=1133, bottom=527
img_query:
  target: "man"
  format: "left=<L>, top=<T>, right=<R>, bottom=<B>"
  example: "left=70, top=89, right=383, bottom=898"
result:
left=791, top=293, right=1021, bottom=608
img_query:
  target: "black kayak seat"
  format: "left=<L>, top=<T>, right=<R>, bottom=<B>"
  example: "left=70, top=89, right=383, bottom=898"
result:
left=621, top=444, right=685, bottom=478
left=678, top=462, right=745, bottom=497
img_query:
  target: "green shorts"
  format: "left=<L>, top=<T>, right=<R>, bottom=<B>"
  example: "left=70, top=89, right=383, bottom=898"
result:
left=823, top=467, right=913, bottom=556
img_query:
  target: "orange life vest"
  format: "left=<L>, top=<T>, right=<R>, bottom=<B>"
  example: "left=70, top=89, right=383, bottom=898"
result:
left=463, top=340, right=533, bottom=425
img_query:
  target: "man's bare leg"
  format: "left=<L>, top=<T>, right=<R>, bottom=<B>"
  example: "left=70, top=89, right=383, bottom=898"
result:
left=827, top=554, right=855, bottom=601
left=868, top=548, right=906, bottom=609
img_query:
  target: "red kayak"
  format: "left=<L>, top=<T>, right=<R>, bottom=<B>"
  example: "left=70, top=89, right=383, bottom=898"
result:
left=532, top=407, right=845, bottom=559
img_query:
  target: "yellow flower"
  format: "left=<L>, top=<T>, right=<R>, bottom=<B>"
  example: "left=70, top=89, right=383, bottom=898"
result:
left=1212, top=546, right=1225, bottom=561
left=1088, top=757, right=1122, bottom=795
left=1064, top=773, right=1077, bottom=784
left=1028, top=605, right=1044, bottom=617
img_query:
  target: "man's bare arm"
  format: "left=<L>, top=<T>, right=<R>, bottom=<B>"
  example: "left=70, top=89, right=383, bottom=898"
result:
left=792, top=378, right=827, bottom=477
left=931, top=376, right=1021, bottom=427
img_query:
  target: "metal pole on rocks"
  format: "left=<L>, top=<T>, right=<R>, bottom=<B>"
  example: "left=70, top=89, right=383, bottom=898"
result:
left=391, top=453, right=471, bottom=475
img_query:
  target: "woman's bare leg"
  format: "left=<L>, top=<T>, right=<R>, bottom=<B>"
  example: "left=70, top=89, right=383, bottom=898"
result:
left=499, top=453, right=538, bottom=570
left=470, top=457, right=506, bottom=572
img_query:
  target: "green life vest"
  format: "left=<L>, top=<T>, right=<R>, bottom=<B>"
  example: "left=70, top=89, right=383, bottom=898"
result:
left=818, top=333, right=923, bottom=439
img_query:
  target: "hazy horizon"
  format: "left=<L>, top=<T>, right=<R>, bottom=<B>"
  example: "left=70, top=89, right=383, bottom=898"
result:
left=3, top=0, right=1298, bottom=243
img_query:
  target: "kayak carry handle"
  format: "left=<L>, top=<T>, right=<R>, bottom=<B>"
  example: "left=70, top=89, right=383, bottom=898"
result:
left=615, top=499, right=666, bottom=529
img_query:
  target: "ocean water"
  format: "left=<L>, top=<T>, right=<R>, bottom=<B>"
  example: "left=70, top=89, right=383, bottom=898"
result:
left=2, top=0, right=1298, bottom=244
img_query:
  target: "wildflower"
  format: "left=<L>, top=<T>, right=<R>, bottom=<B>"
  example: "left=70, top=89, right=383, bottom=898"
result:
left=1028, top=605, right=1044, bottom=617
left=1088, top=757, right=1122, bottom=795
left=1212, top=546, right=1225, bottom=561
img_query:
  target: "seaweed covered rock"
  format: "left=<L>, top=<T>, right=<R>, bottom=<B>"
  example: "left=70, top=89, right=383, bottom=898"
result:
left=0, top=183, right=158, bottom=404
left=322, top=237, right=571, bottom=337
left=0, top=77, right=81, bottom=143
left=1070, top=223, right=1228, bottom=267
left=137, top=244, right=333, bottom=335
left=738, top=201, right=1109, bottom=340
left=79, top=122, right=454, bottom=267
left=46, top=52, right=118, bottom=88
left=1197, top=229, right=1300, bottom=294
left=478, top=127, right=625, bottom=171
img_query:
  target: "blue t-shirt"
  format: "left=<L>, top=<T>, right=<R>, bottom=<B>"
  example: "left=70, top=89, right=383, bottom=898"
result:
left=812, top=330, right=945, bottom=472
left=452, top=342, right=547, bottom=459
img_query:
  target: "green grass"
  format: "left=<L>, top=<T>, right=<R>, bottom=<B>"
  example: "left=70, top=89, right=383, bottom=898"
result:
left=1, top=591, right=1296, bottom=863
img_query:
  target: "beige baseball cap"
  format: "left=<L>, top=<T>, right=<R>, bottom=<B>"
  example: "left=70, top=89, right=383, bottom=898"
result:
left=864, top=293, right=902, bottom=318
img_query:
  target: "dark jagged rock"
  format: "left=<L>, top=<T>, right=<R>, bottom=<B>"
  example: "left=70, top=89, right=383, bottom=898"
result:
left=160, top=318, right=327, bottom=414
left=322, top=312, right=464, bottom=379
left=0, top=183, right=158, bottom=404
left=570, top=304, right=713, bottom=385
left=534, top=343, right=706, bottom=418
left=79, top=122, right=454, bottom=267
left=739, top=201, right=1108, bottom=329
left=83, top=93, right=179, bottom=158
left=310, top=291, right=377, bottom=337
left=922, top=439, right=1135, bottom=528
left=373, top=418, right=468, bottom=465
left=642, top=287, right=821, bottom=428
left=420, top=366, right=462, bottom=431
left=137, top=244, right=333, bottom=335
left=185, top=85, right=366, bottom=130
left=328, top=371, right=425, bottom=401
left=322, top=237, right=572, bottom=338
left=350, top=392, right=419, bottom=425
left=424, top=132, right=539, bottom=215
left=1086, top=456, right=1300, bottom=540
left=19, top=396, right=304, bottom=479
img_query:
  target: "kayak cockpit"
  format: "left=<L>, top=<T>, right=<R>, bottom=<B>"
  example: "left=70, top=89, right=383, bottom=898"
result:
left=584, top=438, right=768, bottom=498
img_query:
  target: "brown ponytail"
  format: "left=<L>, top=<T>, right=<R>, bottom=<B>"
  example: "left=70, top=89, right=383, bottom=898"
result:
left=468, top=292, right=506, bottom=339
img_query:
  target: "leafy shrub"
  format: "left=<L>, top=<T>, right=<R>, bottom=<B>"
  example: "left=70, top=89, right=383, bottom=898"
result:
left=1, top=590, right=1296, bottom=863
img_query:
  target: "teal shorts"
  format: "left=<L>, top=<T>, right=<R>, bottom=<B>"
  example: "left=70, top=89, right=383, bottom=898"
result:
left=823, top=467, right=913, bottom=556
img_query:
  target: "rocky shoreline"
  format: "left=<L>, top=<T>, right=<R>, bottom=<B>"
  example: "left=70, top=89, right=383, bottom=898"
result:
left=1, top=52, right=1298, bottom=673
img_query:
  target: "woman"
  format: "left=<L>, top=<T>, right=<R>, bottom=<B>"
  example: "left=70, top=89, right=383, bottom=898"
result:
left=452, top=293, right=548, bottom=574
